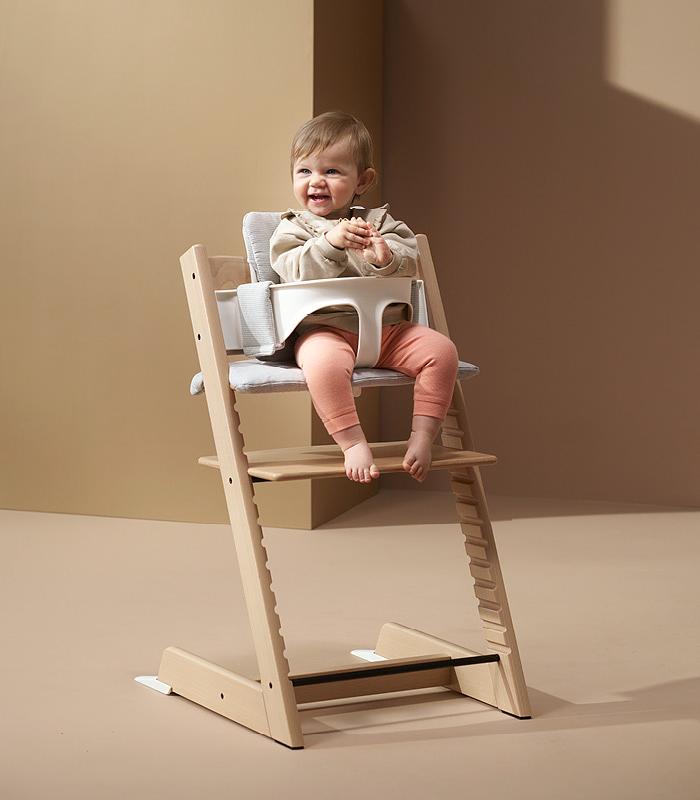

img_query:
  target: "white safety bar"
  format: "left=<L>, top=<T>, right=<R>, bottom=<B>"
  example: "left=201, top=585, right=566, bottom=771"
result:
left=216, top=276, right=420, bottom=368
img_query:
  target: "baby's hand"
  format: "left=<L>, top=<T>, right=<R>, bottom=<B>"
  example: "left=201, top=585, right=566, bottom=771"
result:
left=362, top=223, right=393, bottom=268
left=326, top=217, right=371, bottom=250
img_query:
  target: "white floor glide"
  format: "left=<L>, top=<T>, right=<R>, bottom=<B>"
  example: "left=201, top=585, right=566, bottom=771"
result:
left=134, top=675, right=172, bottom=694
left=350, top=649, right=387, bottom=662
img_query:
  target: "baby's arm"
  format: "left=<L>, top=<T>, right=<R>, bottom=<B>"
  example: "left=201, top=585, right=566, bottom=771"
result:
left=364, top=215, right=418, bottom=278
left=270, top=218, right=349, bottom=282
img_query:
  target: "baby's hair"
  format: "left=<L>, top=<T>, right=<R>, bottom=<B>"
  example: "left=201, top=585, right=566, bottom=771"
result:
left=290, top=111, right=376, bottom=190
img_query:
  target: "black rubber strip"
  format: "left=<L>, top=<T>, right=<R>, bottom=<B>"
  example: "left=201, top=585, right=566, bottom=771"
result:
left=291, top=653, right=500, bottom=687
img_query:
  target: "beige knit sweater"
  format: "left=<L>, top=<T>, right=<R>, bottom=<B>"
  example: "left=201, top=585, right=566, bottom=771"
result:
left=269, top=203, right=418, bottom=335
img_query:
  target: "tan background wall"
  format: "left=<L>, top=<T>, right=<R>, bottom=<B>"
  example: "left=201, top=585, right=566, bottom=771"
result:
left=0, top=0, right=387, bottom=525
left=0, top=0, right=316, bottom=522
left=381, top=0, right=700, bottom=506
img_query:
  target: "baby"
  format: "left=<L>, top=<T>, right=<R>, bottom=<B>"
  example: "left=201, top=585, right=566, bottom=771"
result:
left=270, top=111, right=458, bottom=483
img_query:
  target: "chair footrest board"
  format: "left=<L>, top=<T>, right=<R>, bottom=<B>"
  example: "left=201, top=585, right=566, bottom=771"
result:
left=198, top=441, right=497, bottom=482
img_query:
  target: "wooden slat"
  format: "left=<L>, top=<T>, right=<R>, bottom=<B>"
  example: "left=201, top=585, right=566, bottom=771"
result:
left=198, top=441, right=496, bottom=481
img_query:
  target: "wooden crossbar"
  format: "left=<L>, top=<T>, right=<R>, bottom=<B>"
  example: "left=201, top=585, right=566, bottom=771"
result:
left=291, top=653, right=499, bottom=687
left=292, top=655, right=500, bottom=703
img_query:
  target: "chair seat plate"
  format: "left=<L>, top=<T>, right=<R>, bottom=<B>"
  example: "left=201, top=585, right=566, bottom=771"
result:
left=190, top=359, right=479, bottom=396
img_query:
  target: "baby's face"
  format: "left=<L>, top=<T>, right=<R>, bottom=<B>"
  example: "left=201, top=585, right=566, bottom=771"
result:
left=292, top=138, right=373, bottom=218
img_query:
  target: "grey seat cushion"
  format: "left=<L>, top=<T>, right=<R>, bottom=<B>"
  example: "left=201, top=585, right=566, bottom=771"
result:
left=190, top=359, right=479, bottom=396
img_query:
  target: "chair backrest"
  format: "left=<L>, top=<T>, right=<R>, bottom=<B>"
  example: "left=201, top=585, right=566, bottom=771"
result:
left=242, top=211, right=283, bottom=284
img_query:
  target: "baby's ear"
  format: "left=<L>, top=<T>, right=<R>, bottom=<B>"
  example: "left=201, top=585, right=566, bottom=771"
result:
left=358, top=166, right=377, bottom=193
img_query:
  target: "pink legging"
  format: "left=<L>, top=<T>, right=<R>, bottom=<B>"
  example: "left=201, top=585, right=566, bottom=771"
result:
left=295, top=321, right=459, bottom=435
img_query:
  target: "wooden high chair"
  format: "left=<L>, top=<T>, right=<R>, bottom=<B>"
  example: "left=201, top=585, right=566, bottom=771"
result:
left=135, top=220, right=532, bottom=748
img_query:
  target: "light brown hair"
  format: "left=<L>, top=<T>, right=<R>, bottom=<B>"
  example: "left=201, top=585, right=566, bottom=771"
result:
left=290, top=111, right=376, bottom=190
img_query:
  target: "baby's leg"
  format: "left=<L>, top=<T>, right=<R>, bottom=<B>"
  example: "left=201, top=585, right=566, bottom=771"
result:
left=377, top=322, right=459, bottom=482
left=295, top=327, right=380, bottom=483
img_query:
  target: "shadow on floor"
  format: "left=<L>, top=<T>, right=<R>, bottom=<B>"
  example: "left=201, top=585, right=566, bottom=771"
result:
left=297, top=675, right=700, bottom=749
left=310, top=489, right=692, bottom=530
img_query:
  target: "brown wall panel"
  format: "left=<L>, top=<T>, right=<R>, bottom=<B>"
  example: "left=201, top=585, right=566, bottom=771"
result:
left=381, top=0, right=699, bottom=506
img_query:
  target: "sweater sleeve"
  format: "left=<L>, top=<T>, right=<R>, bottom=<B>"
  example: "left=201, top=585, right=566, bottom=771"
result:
left=365, top=214, right=418, bottom=278
left=270, top=219, right=349, bottom=282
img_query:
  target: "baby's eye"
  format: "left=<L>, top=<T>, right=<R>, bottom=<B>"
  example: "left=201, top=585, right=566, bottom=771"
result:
left=297, top=168, right=310, bottom=174
left=326, top=168, right=339, bottom=174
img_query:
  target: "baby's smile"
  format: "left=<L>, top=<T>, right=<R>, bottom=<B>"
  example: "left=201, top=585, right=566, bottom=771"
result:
left=308, top=192, right=330, bottom=205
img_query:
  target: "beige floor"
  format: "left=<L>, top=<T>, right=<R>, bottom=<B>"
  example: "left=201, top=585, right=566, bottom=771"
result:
left=1, top=490, right=698, bottom=799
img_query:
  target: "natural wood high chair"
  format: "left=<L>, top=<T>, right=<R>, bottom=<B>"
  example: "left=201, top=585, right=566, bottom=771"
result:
left=135, top=219, right=532, bottom=748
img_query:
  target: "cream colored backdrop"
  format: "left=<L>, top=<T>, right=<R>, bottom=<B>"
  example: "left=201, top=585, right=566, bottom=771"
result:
left=381, top=0, right=700, bottom=506
left=0, top=0, right=315, bottom=522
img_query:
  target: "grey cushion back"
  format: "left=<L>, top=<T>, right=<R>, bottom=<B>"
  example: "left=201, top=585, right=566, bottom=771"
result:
left=242, top=211, right=283, bottom=283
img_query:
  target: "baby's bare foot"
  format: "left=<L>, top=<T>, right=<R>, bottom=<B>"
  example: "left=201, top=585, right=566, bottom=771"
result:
left=402, top=431, right=433, bottom=482
left=343, top=441, right=380, bottom=483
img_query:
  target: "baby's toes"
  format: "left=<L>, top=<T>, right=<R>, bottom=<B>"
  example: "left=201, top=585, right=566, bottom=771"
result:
left=369, top=463, right=380, bottom=479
